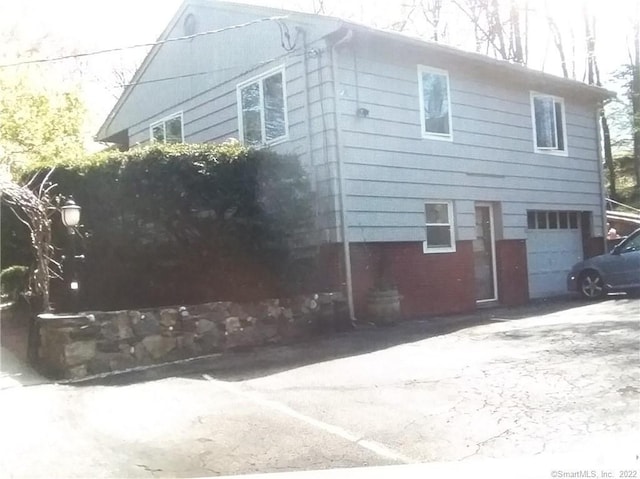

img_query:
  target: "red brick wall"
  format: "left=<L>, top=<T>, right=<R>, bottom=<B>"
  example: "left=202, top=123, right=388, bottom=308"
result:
left=387, top=241, right=476, bottom=318
left=320, top=241, right=477, bottom=319
left=317, top=244, right=344, bottom=292
left=495, top=239, right=529, bottom=306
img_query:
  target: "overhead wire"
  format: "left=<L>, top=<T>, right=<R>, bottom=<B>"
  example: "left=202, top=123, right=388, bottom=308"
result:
left=116, top=33, right=326, bottom=90
left=101, top=33, right=328, bottom=132
left=0, top=15, right=289, bottom=69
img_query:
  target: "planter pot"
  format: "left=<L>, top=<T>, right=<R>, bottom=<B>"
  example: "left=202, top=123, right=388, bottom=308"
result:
left=366, top=288, right=402, bottom=326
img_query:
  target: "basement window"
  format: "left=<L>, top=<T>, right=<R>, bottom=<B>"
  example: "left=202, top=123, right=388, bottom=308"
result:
left=424, top=201, right=456, bottom=253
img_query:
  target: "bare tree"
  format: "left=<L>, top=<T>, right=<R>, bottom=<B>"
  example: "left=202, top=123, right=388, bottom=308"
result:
left=569, top=25, right=577, bottom=80
left=546, top=13, right=569, bottom=78
left=582, top=5, right=617, bottom=199
left=509, top=0, right=525, bottom=63
left=313, top=0, right=326, bottom=15
left=421, top=0, right=446, bottom=42
left=451, top=0, right=527, bottom=63
left=583, top=5, right=599, bottom=85
left=390, top=1, right=418, bottom=33
left=391, top=1, right=447, bottom=42
left=488, top=0, right=508, bottom=59
left=0, top=171, right=62, bottom=314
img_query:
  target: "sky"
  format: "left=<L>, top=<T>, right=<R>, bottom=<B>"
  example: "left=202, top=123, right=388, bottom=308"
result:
left=0, top=0, right=637, bottom=148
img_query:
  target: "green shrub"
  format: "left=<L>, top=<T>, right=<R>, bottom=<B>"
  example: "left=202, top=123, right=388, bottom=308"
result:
left=17, top=142, right=313, bottom=310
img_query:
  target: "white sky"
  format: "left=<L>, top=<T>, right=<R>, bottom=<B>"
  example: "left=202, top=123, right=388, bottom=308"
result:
left=0, top=0, right=637, bottom=147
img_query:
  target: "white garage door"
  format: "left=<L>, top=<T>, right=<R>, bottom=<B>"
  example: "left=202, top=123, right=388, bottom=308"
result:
left=527, top=211, right=584, bottom=298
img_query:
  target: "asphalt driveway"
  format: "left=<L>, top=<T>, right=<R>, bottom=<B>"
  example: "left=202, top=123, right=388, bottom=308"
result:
left=1, top=297, right=639, bottom=478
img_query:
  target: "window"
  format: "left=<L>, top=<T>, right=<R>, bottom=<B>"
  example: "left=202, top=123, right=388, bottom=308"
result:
left=527, top=211, right=579, bottom=230
left=418, top=66, right=452, bottom=139
left=424, top=201, right=456, bottom=253
left=531, top=93, right=567, bottom=154
left=150, top=113, right=183, bottom=143
left=237, top=67, right=288, bottom=146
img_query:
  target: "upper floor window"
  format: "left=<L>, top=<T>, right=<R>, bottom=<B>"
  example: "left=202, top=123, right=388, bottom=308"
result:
left=418, top=66, right=452, bottom=140
left=424, top=201, right=456, bottom=253
left=531, top=93, right=567, bottom=154
left=150, top=112, right=183, bottom=143
left=237, top=67, right=288, bottom=146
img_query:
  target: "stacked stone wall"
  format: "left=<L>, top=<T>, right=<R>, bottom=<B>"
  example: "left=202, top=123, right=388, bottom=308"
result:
left=37, top=293, right=345, bottom=379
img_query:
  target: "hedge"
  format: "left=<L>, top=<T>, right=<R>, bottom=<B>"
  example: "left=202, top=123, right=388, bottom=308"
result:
left=6, top=142, right=314, bottom=311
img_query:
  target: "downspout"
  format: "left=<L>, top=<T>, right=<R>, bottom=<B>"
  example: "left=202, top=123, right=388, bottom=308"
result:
left=595, top=102, right=608, bottom=254
left=329, top=29, right=357, bottom=323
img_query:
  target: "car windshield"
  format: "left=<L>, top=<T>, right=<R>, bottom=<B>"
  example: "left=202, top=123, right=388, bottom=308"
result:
left=616, top=230, right=640, bottom=253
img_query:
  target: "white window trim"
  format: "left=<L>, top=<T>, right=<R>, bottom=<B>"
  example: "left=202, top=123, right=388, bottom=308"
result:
left=530, top=92, right=568, bottom=156
left=149, top=111, right=184, bottom=143
left=417, top=65, right=453, bottom=142
left=236, top=65, right=289, bottom=147
left=527, top=210, right=581, bottom=230
left=423, top=200, right=457, bottom=254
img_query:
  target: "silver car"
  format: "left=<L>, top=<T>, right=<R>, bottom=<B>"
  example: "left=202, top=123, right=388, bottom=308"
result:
left=567, top=228, right=640, bottom=299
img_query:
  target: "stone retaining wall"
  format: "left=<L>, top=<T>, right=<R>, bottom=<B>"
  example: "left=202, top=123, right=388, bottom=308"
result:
left=36, top=293, right=346, bottom=379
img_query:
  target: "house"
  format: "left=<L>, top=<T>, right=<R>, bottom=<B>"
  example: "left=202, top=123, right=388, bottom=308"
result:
left=97, top=0, right=613, bottom=320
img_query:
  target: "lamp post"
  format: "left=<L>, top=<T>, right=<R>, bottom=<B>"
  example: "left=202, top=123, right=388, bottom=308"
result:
left=60, top=197, right=82, bottom=312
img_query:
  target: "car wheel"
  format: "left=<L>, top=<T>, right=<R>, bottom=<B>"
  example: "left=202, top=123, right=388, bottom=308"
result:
left=579, top=271, right=605, bottom=300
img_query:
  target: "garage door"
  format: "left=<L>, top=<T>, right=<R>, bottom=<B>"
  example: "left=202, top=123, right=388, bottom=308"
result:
left=527, top=211, right=584, bottom=298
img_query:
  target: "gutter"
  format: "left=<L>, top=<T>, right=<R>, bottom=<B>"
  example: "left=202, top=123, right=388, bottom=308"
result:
left=329, top=29, right=357, bottom=323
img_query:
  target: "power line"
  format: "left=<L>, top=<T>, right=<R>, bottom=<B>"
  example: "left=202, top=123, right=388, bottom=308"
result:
left=119, top=48, right=310, bottom=88
left=122, top=68, right=235, bottom=87
left=0, top=15, right=289, bottom=69
left=107, top=49, right=311, bottom=132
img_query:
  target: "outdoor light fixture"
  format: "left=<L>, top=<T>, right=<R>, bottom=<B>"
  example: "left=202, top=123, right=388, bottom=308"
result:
left=61, top=197, right=81, bottom=228
left=60, top=196, right=83, bottom=312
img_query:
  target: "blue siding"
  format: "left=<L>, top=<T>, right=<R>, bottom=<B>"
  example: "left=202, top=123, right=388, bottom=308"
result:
left=100, top=8, right=606, bottom=248
left=335, top=36, right=604, bottom=243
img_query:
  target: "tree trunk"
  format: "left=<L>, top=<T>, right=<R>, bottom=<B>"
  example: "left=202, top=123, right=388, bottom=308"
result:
left=509, top=0, right=525, bottom=64
left=547, top=16, right=568, bottom=78
left=489, top=0, right=508, bottom=59
left=582, top=8, right=617, bottom=201
left=583, top=7, right=596, bottom=85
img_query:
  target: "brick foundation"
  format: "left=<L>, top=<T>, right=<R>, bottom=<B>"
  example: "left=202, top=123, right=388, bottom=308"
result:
left=320, top=241, right=477, bottom=319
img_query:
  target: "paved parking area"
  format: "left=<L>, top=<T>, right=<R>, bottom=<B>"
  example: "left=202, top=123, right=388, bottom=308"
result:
left=1, top=297, right=639, bottom=478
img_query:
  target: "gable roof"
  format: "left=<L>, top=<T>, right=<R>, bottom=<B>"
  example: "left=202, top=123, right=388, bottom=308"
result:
left=96, top=0, right=340, bottom=142
left=96, top=0, right=614, bottom=143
